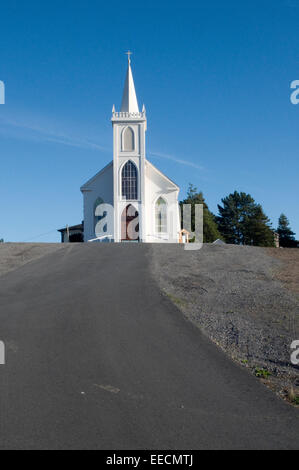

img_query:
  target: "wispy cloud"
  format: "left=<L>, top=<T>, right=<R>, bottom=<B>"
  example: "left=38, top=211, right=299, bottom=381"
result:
left=43, top=135, right=109, bottom=152
left=148, top=150, right=204, bottom=170
left=0, top=116, right=110, bottom=152
left=0, top=115, right=204, bottom=170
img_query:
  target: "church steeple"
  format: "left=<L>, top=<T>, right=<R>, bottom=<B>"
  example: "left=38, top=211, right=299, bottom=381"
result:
left=120, top=52, right=139, bottom=113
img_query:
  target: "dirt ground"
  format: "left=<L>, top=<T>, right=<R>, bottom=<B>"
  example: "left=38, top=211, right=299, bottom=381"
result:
left=149, top=244, right=299, bottom=405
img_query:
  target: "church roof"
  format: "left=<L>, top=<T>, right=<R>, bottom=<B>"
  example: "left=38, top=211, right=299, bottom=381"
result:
left=80, top=161, right=113, bottom=191
left=146, top=160, right=180, bottom=190
left=120, top=55, right=139, bottom=113
left=80, top=158, right=179, bottom=193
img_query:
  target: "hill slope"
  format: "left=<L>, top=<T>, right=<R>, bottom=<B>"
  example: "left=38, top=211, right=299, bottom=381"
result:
left=0, top=243, right=298, bottom=449
left=150, top=244, right=299, bottom=402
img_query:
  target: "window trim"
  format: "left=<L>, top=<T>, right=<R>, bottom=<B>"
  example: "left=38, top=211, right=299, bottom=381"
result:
left=154, top=196, right=168, bottom=235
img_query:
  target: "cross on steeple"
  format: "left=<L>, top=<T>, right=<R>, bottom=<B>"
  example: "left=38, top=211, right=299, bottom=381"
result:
left=125, top=50, right=132, bottom=64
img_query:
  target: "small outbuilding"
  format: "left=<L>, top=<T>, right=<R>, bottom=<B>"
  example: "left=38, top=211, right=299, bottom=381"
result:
left=58, top=222, right=84, bottom=243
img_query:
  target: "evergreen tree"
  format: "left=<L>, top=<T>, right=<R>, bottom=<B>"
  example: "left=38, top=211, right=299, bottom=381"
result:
left=180, top=184, right=221, bottom=243
left=277, top=214, right=296, bottom=247
left=217, top=191, right=275, bottom=247
left=243, top=205, right=275, bottom=247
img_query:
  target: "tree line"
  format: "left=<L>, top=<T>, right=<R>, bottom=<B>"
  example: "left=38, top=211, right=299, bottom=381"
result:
left=180, top=184, right=298, bottom=248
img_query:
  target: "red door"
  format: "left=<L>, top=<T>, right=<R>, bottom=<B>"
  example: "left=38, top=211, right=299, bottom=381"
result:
left=121, top=204, right=139, bottom=241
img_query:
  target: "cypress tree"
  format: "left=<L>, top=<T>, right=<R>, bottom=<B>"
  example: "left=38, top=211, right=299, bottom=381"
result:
left=277, top=214, right=296, bottom=247
left=180, top=184, right=221, bottom=243
left=217, top=191, right=275, bottom=247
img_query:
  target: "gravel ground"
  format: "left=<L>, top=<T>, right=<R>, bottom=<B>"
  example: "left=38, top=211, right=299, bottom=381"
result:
left=265, top=247, right=299, bottom=296
left=149, top=244, right=299, bottom=404
left=0, top=243, right=65, bottom=277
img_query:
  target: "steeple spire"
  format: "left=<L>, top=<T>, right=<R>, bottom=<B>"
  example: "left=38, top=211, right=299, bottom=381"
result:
left=121, top=52, right=139, bottom=113
left=126, top=50, right=132, bottom=64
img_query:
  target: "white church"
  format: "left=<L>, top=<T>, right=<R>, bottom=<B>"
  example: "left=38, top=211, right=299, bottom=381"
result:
left=59, top=55, right=181, bottom=243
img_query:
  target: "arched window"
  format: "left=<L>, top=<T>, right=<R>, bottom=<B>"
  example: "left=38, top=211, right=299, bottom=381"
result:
left=123, top=127, right=134, bottom=152
left=94, top=197, right=106, bottom=235
left=122, top=161, right=138, bottom=200
left=155, top=197, right=167, bottom=233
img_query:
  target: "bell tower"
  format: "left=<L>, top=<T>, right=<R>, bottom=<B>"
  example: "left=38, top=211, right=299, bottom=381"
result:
left=111, top=53, right=147, bottom=242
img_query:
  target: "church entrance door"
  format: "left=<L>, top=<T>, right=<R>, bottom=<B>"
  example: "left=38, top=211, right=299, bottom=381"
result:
left=121, top=204, right=139, bottom=241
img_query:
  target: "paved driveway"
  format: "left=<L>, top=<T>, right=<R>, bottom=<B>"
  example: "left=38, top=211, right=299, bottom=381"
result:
left=0, top=244, right=298, bottom=449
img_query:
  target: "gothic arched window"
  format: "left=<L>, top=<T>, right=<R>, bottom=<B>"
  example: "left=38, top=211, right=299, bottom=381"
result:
left=122, top=161, right=138, bottom=200
left=123, top=127, right=135, bottom=152
left=155, top=197, right=167, bottom=233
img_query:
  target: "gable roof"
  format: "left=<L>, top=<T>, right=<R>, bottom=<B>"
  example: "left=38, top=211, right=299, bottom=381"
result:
left=146, top=159, right=180, bottom=190
left=80, top=161, right=113, bottom=191
left=80, top=158, right=179, bottom=193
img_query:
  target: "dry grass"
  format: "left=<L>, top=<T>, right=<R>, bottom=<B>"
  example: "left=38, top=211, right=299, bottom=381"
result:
left=285, top=386, right=299, bottom=406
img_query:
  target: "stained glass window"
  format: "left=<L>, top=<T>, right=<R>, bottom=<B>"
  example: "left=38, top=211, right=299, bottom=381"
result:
left=122, top=161, right=138, bottom=200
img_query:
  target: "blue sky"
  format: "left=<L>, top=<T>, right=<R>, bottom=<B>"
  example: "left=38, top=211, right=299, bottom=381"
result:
left=0, top=0, right=298, bottom=242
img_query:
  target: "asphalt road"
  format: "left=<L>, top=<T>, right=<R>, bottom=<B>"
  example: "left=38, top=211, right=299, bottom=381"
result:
left=0, top=243, right=298, bottom=449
